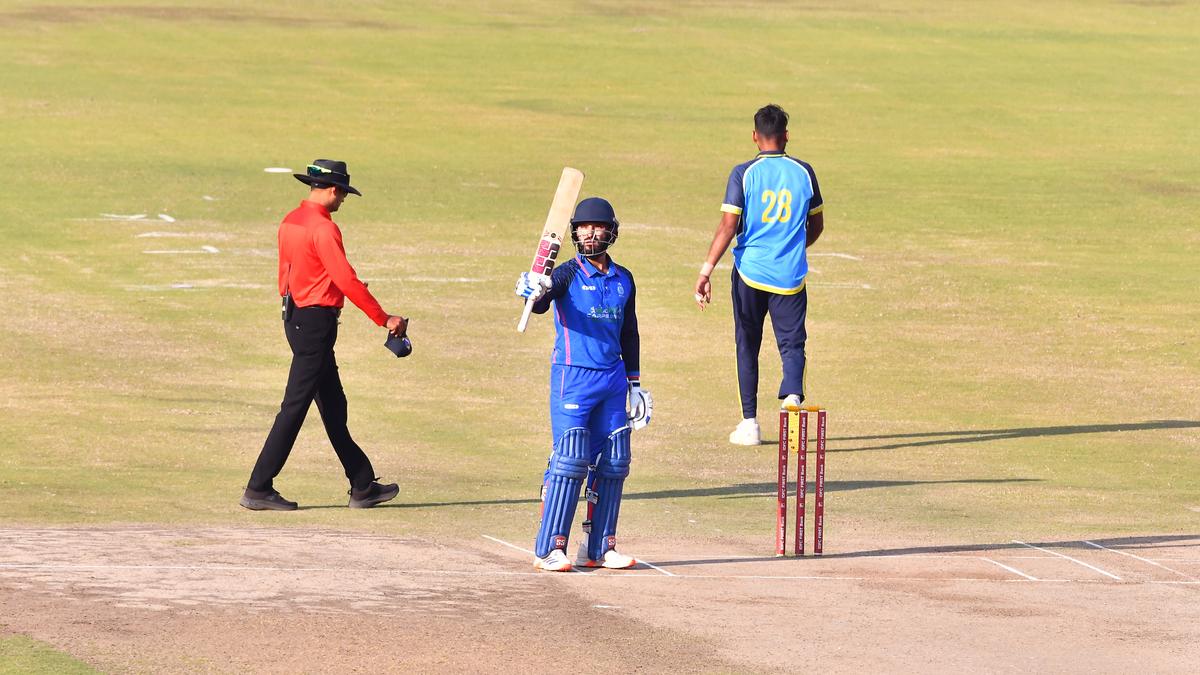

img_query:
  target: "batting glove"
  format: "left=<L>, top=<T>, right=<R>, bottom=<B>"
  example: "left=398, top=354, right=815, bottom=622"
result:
left=627, top=380, right=654, bottom=431
left=515, top=272, right=553, bottom=302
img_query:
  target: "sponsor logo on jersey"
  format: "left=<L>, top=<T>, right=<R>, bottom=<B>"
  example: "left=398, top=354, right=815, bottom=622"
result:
left=586, top=306, right=622, bottom=320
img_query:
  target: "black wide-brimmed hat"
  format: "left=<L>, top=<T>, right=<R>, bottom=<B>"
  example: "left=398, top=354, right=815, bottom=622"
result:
left=294, top=159, right=362, bottom=196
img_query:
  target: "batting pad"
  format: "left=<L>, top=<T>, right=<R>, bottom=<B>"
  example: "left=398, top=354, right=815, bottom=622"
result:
left=588, top=426, right=631, bottom=561
left=535, top=427, right=590, bottom=557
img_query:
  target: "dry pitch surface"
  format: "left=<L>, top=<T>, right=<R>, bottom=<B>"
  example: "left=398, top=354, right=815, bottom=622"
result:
left=2, top=527, right=1197, bottom=673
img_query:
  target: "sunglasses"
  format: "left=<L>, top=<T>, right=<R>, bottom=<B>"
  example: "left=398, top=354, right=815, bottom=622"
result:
left=307, top=164, right=348, bottom=179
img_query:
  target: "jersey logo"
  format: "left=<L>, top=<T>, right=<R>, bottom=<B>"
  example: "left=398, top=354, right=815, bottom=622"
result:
left=586, top=306, right=622, bottom=321
left=580, top=284, right=596, bottom=291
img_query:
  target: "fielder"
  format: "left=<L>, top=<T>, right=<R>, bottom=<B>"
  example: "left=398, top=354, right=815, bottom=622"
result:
left=514, top=197, right=653, bottom=572
left=694, top=104, right=824, bottom=445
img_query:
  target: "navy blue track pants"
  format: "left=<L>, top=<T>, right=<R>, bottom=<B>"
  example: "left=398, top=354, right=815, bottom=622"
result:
left=731, top=268, right=808, bottom=419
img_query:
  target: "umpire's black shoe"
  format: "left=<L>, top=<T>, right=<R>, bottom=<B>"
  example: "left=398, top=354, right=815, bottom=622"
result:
left=348, top=481, right=399, bottom=509
left=239, top=489, right=298, bottom=511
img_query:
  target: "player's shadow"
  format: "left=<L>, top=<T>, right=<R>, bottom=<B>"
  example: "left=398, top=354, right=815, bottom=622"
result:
left=699, top=478, right=1039, bottom=501
left=821, top=533, right=1200, bottom=559
left=397, top=478, right=1036, bottom=509
left=650, top=533, right=1200, bottom=568
left=395, top=420, right=1192, bottom=509
left=782, top=419, right=1200, bottom=453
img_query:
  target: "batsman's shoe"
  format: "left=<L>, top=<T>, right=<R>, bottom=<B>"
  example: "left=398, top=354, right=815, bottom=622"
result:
left=239, top=489, right=298, bottom=511
left=533, top=548, right=573, bottom=572
left=578, top=549, right=638, bottom=570
left=728, top=418, right=761, bottom=446
left=348, top=481, right=400, bottom=509
left=781, top=394, right=803, bottom=410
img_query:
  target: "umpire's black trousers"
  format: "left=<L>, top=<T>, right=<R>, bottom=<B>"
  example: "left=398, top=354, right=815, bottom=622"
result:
left=248, top=306, right=376, bottom=494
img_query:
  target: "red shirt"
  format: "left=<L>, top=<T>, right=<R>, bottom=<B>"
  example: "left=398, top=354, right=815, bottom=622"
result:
left=277, top=200, right=388, bottom=326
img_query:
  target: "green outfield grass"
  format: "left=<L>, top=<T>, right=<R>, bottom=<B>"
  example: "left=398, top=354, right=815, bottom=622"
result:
left=1, top=0, right=1197, bottom=552
left=0, top=635, right=98, bottom=674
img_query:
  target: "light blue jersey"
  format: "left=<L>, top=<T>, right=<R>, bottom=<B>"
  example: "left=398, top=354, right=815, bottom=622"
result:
left=722, top=152, right=823, bottom=294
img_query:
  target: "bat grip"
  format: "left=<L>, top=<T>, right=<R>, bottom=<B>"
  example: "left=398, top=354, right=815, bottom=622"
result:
left=517, top=298, right=535, bottom=332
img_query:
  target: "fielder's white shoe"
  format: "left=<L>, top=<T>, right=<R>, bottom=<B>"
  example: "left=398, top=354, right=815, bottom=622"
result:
left=729, top=418, right=761, bottom=445
left=578, top=549, right=638, bottom=569
left=533, top=548, right=573, bottom=572
left=781, top=394, right=802, bottom=410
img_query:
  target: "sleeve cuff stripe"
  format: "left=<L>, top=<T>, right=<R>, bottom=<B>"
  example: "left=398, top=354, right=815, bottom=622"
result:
left=721, top=204, right=743, bottom=215
left=809, top=205, right=823, bottom=215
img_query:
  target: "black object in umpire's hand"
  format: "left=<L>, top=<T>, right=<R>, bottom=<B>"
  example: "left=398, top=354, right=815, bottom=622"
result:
left=385, top=329, right=412, bottom=358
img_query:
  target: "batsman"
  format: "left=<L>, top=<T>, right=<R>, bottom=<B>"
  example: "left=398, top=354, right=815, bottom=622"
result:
left=514, top=197, right=653, bottom=572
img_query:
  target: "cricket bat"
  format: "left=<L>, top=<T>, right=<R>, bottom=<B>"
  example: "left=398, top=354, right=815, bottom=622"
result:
left=517, top=167, right=584, bottom=332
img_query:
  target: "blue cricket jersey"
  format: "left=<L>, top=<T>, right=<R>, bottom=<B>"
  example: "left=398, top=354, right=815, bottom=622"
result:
left=721, top=152, right=823, bottom=294
left=531, top=255, right=640, bottom=377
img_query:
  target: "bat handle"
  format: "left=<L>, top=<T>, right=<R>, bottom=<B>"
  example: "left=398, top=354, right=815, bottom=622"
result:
left=517, top=298, right=535, bottom=333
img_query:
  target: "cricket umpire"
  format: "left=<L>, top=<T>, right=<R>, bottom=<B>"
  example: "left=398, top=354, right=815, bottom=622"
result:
left=240, top=159, right=406, bottom=511
left=694, top=105, right=824, bottom=445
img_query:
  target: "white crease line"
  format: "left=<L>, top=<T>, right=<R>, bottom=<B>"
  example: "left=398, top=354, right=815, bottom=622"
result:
left=143, top=246, right=219, bottom=254
left=1084, top=541, right=1196, bottom=580
left=0, top=563, right=901, bottom=582
left=482, top=534, right=533, bottom=556
left=640, top=560, right=675, bottom=577
left=360, top=277, right=489, bottom=283
left=0, top=563, right=368, bottom=572
left=481, top=534, right=587, bottom=575
left=1, top=563, right=1192, bottom=585
left=136, top=232, right=229, bottom=239
left=809, top=252, right=863, bottom=261
left=981, top=557, right=1038, bottom=581
left=0, top=563, right=547, bottom=577
left=808, top=281, right=872, bottom=290
left=895, top=554, right=1056, bottom=560
left=123, top=283, right=266, bottom=291
left=1013, top=540, right=1121, bottom=580
left=483, top=535, right=671, bottom=577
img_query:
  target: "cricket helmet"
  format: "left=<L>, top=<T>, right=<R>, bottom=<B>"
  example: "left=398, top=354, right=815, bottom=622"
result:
left=570, top=197, right=619, bottom=256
